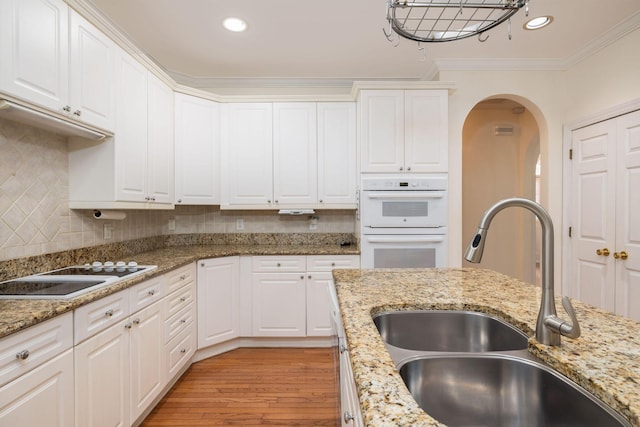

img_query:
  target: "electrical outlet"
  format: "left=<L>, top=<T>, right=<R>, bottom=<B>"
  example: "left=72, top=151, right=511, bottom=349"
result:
left=103, top=223, right=113, bottom=240
left=168, top=218, right=176, bottom=231
left=236, top=219, right=244, bottom=231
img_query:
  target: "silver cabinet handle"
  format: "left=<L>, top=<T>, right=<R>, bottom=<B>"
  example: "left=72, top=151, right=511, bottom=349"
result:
left=125, top=323, right=133, bottom=329
left=73, top=109, right=82, bottom=116
left=407, top=166, right=411, bottom=171
left=339, top=344, right=348, bottom=354
left=180, top=274, right=187, bottom=280
left=16, top=350, right=29, bottom=360
left=180, top=348, right=187, bottom=354
left=399, top=166, right=403, bottom=171
left=180, top=318, right=187, bottom=324
left=308, top=275, right=312, bottom=279
left=148, top=289, right=156, bottom=296
left=63, top=105, right=71, bottom=112
left=105, top=309, right=114, bottom=317
left=344, top=412, right=355, bottom=423
left=319, top=199, right=323, bottom=203
left=133, top=318, right=140, bottom=325
left=177, top=199, right=182, bottom=203
left=180, top=296, right=187, bottom=302
left=331, top=262, right=336, bottom=266
left=276, top=263, right=281, bottom=267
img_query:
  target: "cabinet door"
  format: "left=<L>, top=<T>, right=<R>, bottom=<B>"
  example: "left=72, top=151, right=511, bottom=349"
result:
left=222, top=103, right=273, bottom=205
left=306, top=271, right=333, bottom=336
left=317, top=102, right=357, bottom=205
left=0, top=0, right=69, bottom=113
left=404, top=90, right=448, bottom=172
left=252, top=272, right=306, bottom=336
left=69, top=9, right=115, bottom=131
left=114, top=51, right=148, bottom=202
left=130, top=301, right=165, bottom=421
left=0, top=349, right=74, bottom=427
left=147, top=73, right=175, bottom=205
left=359, top=90, right=404, bottom=173
left=273, top=103, right=317, bottom=205
left=174, top=93, right=219, bottom=205
left=197, top=257, right=240, bottom=348
left=75, top=318, right=131, bottom=427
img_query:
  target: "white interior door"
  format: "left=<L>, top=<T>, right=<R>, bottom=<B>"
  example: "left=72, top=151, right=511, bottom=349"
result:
left=569, top=120, right=617, bottom=311
left=614, top=110, right=640, bottom=320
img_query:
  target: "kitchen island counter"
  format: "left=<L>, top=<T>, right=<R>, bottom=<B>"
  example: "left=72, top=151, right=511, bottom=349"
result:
left=332, top=268, right=640, bottom=426
left=0, top=242, right=358, bottom=339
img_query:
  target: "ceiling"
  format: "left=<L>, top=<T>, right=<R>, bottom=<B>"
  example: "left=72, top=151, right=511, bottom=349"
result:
left=86, top=0, right=640, bottom=87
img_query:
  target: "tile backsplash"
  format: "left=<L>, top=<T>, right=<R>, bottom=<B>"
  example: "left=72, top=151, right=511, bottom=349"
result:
left=0, top=118, right=356, bottom=262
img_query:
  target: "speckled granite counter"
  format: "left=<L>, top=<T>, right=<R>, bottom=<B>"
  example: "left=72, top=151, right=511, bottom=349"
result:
left=332, top=268, right=640, bottom=427
left=0, top=242, right=358, bottom=340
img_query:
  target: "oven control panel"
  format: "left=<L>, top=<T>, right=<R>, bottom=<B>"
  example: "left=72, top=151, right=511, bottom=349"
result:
left=361, top=176, right=447, bottom=191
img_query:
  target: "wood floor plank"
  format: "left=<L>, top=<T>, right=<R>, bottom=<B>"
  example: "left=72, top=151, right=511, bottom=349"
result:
left=141, top=348, right=340, bottom=426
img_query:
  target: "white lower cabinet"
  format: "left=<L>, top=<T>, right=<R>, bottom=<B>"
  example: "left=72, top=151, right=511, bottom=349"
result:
left=75, top=317, right=131, bottom=427
left=75, top=263, right=196, bottom=427
left=75, top=300, right=164, bottom=426
left=0, top=312, right=74, bottom=427
left=130, top=301, right=165, bottom=421
left=339, top=339, right=364, bottom=427
left=197, top=256, right=240, bottom=348
left=250, top=255, right=360, bottom=338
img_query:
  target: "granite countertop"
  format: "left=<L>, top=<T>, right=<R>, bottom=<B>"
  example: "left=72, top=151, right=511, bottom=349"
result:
left=0, top=243, right=358, bottom=340
left=332, top=268, right=640, bottom=427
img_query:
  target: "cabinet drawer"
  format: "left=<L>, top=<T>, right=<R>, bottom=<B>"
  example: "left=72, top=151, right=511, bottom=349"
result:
left=166, top=327, right=195, bottom=379
left=164, top=281, right=195, bottom=320
left=306, top=255, right=360, bottom=271
left=74, top=289, right=130, bottom=344
left=165, top=302, right=195, bottom=344
left=130, top=276, right=164, bottom=313
left=0, top=312, right=73, bottom=387
left=252, top=256, right=306, bottom=272
left=165, top=263, right=196, bottom=295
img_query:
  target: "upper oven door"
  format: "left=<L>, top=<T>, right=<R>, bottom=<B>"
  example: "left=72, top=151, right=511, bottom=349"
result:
left=362, top=190, right=447, bottom=228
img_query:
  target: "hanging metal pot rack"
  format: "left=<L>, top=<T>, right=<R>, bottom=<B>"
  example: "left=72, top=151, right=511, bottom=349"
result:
left=385, top=0, right=529, bottom=44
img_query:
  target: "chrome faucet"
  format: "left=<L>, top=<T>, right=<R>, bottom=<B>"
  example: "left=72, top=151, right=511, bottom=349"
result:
left=464, top=197, right=580, bottom=346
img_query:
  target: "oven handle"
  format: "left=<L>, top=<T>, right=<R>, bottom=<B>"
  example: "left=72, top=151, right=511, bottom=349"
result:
left=365, top=236, right=445, bottom=244
left=365, top=192, right=445, bottom=199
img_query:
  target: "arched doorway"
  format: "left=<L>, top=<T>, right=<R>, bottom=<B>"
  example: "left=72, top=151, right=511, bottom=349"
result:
left=461, top=97, right=541, bottom=285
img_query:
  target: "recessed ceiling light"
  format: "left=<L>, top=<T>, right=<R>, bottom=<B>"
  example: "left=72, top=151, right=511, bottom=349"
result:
left=523, top=16, right=553, bottom=31
left=222, top=17, right=247, bottom=32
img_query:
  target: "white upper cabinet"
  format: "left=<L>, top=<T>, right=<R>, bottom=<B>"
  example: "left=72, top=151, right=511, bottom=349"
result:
left=221, top=103, right=274, bottom=206
left=69, top=52, right=174, bottom=209
left=317, top=102, right=357, bottom=205
left=174, top=93, right=220, bottom=205
left=69, top=10, right=116, bottom=131
left=115, top=52, right=149, bottom=202
left=222, top=101, right=357, bottom=209
left=146, top=73, right=175, bottom=205
left=273, top=103, right=318, bottom=205
left=360, top=89, right=448, bottom=173
left=0, top=0, right=116, bottom=131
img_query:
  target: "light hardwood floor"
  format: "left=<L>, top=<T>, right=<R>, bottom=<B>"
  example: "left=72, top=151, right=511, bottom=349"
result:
left=141, top=348, right=340, bottom=426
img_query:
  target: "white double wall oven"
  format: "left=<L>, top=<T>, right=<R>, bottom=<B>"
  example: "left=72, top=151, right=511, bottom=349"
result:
left=361, top=175, right=448, bottom=268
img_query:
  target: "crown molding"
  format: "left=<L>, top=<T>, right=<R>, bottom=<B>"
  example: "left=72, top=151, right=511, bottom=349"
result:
left=435, top=10, right=640, bottom=73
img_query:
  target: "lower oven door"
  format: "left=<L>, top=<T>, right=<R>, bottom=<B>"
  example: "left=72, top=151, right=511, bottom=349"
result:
left=361, top=233, right=448, bottom=268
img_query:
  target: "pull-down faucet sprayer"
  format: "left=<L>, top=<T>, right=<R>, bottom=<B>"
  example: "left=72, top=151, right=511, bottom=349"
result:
left=464, top=197, right=580, bottom=346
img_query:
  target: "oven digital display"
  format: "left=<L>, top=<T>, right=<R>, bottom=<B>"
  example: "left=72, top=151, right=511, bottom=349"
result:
left=399, top=182, right=408, bottom=187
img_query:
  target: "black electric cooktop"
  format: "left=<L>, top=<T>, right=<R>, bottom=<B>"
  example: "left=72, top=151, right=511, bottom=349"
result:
left=0, top=264, right=157, bottom=299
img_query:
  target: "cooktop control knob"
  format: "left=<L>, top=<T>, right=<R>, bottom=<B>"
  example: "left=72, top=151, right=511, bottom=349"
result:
left=104, top=261, right=114, bottom=272
left=127, top=261, right=138, bottom=271
left=92, top=261, right=102, bottom=272
left=115, top=261, right=126, bottom=272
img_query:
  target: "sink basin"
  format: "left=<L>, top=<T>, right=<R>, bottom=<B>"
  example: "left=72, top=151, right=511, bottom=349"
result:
left=399, top=355, right=631, bottom=427
left=373, top=310, right=528, bottom=352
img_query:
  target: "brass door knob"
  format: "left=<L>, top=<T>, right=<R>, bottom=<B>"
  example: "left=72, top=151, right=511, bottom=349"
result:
left=596, top=248, right=610, bottom=256
left=614, top=251, right=629, bottom=260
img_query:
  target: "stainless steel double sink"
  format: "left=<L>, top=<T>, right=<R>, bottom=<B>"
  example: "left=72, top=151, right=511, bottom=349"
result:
left=373, top=310, right=631, bottom=427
